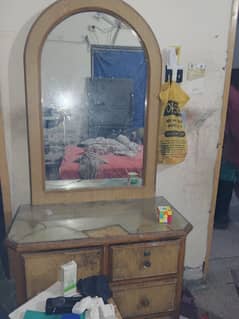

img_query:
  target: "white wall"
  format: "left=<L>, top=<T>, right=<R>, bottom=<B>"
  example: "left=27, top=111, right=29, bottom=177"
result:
left=0, top=0, right=233, bottom=268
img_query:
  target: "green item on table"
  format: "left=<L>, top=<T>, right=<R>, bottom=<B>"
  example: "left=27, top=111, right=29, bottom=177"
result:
left=23, top=310, right=61, bottom=319
left=128, top=172, right=139, bottom=185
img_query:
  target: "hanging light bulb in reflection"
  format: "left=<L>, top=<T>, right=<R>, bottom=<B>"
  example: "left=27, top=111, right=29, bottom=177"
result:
left=55, top=91, right=75, bottom=146
left=56, top=91, right=74, bottom=111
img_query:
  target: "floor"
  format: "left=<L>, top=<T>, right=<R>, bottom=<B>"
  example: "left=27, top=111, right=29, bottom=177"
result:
left=190, top=193, right=239, bottom=319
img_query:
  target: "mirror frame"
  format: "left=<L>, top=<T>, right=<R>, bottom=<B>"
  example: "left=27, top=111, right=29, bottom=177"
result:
left=24, top=0, right=162, bottom=205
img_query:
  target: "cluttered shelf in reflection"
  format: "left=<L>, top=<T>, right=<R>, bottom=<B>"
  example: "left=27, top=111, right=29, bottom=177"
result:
left=45, top=177, right=142, bottom=191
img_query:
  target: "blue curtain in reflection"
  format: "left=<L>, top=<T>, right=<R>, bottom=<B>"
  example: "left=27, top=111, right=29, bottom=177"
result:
left=92, top=46, right=147, bottom=128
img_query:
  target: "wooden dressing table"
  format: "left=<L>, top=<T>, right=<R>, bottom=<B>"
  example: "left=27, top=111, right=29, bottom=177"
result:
left=7, top=197, right=192, bottom=318
left=8, top=1, right=193, bottom=318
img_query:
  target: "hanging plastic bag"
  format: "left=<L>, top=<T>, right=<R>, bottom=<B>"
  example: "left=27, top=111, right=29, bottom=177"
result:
left=158, top=82, right=189, bottom=164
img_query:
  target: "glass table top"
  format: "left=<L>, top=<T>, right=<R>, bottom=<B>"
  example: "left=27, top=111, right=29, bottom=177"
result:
left=8, top=197, right=191, bottom=244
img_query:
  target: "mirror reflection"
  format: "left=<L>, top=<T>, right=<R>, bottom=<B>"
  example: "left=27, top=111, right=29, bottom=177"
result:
left=41, top=11, right=148, bottom=191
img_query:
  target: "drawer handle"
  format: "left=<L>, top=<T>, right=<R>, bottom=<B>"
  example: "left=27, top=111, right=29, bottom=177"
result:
left=143, top=260, right=151, bottom=268
left=144, top=250, right=151, bottom=257
left=140, top=297, right=150, bottom=307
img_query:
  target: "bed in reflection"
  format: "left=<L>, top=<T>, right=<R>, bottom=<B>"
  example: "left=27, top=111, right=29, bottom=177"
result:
left=43, top=77, right=145, bottom=187
left=59, top=135, right=143, bottom=180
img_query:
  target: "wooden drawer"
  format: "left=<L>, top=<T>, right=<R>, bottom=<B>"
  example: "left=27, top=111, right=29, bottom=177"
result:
left=23, top=247, right=103, bottom=298
left=112, top=280, right=176, bottom=318
left=110, top=240, right=180, bottom=281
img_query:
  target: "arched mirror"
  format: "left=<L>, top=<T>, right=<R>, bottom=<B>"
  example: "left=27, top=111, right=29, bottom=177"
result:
left=25, top=0, right=162, bottom=205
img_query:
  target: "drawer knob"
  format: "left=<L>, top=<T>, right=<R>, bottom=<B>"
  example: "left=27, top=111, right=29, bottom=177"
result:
left=144, top=250, right=151, bottom=257
left=140, top=297, right=150, bottom=307
left=143, top=260, right=151, bottom=268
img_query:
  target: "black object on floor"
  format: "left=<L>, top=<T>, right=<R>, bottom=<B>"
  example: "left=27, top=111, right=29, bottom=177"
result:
left=180, top=288, right=198, bottom=319
left=77, top=275, right=112, bottom=302
left=45, top=296, right=83, bottom=314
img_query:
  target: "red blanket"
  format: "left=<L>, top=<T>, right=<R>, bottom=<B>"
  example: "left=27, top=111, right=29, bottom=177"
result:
left=59, top=145, right=143, bottom=179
